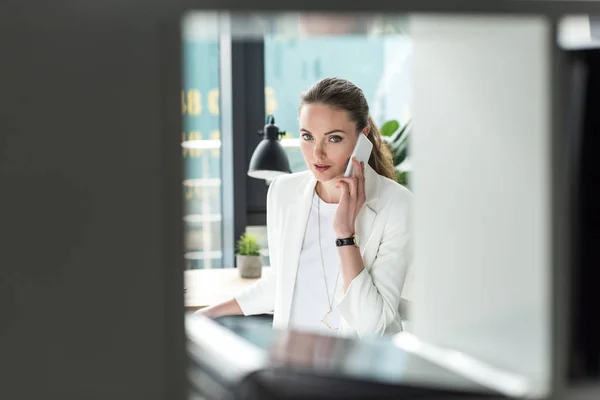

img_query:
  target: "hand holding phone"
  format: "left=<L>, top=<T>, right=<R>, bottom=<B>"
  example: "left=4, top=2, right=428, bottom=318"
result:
left=335, top=133, right=372, bottom=238
left=344, top=133, right=373, bottom=177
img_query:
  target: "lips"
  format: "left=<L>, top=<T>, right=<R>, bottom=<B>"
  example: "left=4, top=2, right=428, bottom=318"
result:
left=313, top=163, right=331, bottom=172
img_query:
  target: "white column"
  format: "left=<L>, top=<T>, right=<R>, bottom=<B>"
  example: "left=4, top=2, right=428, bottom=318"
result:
left=410, top=14, right=552, bottom=393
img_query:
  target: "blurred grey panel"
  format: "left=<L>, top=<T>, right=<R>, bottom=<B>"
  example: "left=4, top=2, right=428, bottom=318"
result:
left=411, top=14, right=552, bottom=394
left=590, top=15, right=600, bottom=38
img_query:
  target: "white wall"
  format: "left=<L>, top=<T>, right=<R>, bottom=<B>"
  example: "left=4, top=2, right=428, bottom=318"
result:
left=410, top=14, right=552, bottom=393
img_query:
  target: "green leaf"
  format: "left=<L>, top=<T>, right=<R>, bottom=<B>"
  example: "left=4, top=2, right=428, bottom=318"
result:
left=380, top=120, right=400, bottom=137
left=390, top=120, right=410, bottom=145
left=396, top=170, right=409, bottom=187
left=389, top=120, right=411, bottom=166
left=236, top=233, right=261, bottom=256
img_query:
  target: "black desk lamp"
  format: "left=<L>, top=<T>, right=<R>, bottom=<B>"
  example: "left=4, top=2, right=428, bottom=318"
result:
left=247, top=115, right=291, bottom=180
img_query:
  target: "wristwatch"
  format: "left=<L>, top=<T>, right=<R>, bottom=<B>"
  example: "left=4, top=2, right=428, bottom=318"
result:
left=335, top=233, right=358, bottom=247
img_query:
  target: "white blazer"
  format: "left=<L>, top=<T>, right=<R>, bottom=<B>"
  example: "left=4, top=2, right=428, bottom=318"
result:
left=234, top=164, right=415, bottom=338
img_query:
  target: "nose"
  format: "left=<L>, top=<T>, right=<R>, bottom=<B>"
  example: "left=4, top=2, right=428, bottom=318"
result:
left=313, top=142, right=326, bottom=160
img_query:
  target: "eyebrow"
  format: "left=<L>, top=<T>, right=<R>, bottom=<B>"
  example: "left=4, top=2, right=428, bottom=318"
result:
left=299, top=129, right=346, bottom=135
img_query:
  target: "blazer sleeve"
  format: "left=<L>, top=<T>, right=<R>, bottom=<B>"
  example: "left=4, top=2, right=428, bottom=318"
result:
left=336, top=192, right=413, bottom=336
left=233, top=177, right=279, bottom=315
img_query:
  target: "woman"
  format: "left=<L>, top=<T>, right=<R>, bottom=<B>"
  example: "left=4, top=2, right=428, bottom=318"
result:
left=198, top=77, right=414, bottom=338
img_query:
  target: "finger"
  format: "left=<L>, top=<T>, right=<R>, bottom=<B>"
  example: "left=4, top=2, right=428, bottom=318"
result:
left=338, top=177, right=358, bottom=200
left=352, top=157, right=361, bottom=178
left=353, top=158, right=363, bottom=177
left=357, top=162, right=365, bottom=203
left=338, top=181, right=350, bottom=200
left=354, top=160, right=364, bottom=189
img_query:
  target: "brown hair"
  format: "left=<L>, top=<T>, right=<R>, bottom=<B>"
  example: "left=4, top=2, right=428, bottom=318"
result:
left=299, top=77, right=397, bottom=181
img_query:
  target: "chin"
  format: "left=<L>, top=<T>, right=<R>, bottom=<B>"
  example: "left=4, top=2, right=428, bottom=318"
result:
left=311, top=168, right=341, bottom=182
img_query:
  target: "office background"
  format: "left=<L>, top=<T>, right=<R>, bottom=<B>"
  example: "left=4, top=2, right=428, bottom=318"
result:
left=181, top=14, right=412, bottom=269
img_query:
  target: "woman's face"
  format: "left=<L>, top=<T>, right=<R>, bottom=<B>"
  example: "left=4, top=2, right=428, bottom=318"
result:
left=298, top=103, right=360, bottom=182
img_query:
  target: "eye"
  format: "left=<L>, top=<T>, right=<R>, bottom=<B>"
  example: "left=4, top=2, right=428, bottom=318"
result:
left=301, top=133, right=313, bottom=141
left=329, top=135, right=343, bottom=143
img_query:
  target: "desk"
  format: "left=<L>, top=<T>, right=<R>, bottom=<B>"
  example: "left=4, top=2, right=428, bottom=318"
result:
left=184, top=267, right=269, bottom=311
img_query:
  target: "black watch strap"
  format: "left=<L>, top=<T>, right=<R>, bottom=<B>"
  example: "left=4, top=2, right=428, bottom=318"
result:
left=335, top=234, right=357, bottom=247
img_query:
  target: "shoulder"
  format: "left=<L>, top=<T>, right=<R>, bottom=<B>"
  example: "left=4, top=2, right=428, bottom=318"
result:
left=267, top=170, right=312, bottom=200
left=271, top=170, right=311, bottom=188
left=372, top=174, right=412, bottom=228
left=376, top=174, right=412, bottom=209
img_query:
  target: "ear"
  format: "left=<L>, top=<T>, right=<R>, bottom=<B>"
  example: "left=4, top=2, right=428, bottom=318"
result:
left=363, top=125, right=371, bottom=136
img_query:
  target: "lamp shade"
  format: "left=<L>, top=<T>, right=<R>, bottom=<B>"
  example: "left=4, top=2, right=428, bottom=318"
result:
left=247, top=116, right=291, bottom=180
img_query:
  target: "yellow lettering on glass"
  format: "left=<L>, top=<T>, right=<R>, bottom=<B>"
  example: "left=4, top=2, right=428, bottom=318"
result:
left=188, top=131, right=202, bottom=140
left=210, top=130, right=220, bottom=141
left=210, top=130, right=220, bottom=157
left=188, top=131, right=202, bottom=157
left=182, top=132, right=188, bottom=158
left=187, top=89, right=202, bottom=116
left=208, top=88, right=219, bottom=115
left=265, top=87, right=278, bottom=115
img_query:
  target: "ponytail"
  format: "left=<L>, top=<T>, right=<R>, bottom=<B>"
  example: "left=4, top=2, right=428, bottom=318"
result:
left=366, top=115, right=397, bottom=182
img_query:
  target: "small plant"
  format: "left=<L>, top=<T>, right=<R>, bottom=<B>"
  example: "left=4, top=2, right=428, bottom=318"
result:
left=236, top=233, right=261, bottom=256
left=381, top=118, right=411, bottom=187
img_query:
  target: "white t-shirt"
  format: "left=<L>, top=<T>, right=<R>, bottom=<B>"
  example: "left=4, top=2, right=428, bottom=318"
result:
left=288, top=191, right=342, bottom=336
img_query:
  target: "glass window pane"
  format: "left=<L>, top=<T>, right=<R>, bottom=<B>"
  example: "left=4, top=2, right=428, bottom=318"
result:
left=182, top=16, right=222, bottom=269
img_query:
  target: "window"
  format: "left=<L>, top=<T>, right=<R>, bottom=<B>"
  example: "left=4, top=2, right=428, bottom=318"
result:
left=182, top=14, right=223, bottom=269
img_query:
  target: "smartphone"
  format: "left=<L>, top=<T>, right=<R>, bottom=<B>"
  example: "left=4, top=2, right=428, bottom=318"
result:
left=344, top=133, right=373, bottom=177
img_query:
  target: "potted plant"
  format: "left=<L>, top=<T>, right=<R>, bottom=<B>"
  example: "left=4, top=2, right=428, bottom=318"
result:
left=235, top=232, right=263, bottom=279
left=380, top=118, right=411, bottom=187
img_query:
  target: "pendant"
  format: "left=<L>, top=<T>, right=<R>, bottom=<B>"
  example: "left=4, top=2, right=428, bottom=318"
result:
left=321, top=308, right=338, bottom=330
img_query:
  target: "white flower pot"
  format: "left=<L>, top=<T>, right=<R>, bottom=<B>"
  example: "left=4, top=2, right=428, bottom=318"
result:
left=236, top=255, right=262, bottom=279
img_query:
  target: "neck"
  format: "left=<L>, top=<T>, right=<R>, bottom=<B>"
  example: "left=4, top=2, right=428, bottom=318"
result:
left=316, top=180, right=340, bottom=204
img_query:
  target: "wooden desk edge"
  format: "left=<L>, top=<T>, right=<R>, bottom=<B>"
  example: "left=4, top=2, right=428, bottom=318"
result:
left=184, top=266, right=270, bottom=310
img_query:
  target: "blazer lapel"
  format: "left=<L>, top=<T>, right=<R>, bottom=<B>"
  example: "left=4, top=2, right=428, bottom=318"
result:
left=334, top=165, right=380, bottom=319
left=279, top=172, right=317, bottom=328
left=356, top=206, right=376, bottom=259
left=356, top=164, right=380, bottom=262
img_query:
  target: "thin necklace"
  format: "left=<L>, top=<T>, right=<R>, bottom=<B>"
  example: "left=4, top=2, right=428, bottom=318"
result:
left=316, top=193, right=341, bottom=331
